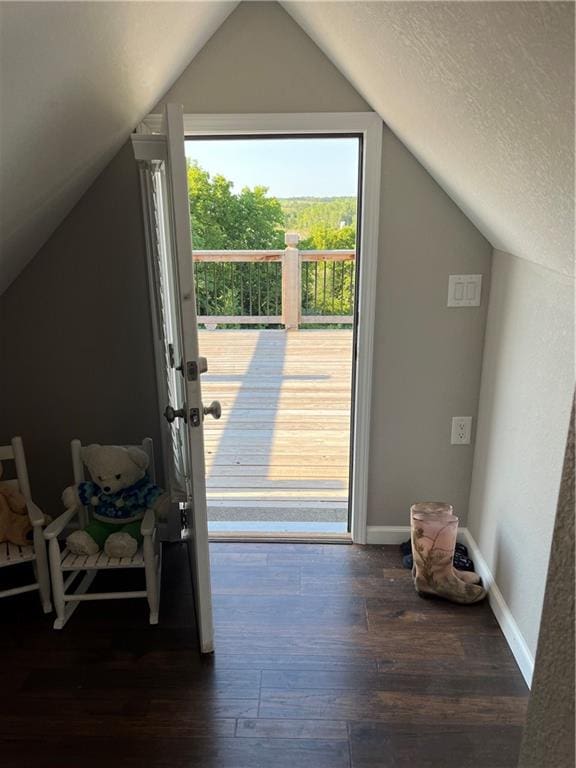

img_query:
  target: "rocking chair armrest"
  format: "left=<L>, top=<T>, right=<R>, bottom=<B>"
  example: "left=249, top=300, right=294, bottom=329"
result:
left=27, top=500, right=46, bottom=527
left=140, top=508, right=156, bottom=537
left=44, top=505, right=80, bottom=540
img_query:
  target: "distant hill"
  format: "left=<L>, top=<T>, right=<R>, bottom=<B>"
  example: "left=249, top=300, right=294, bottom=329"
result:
left=279, top=197, right=357, bottom=237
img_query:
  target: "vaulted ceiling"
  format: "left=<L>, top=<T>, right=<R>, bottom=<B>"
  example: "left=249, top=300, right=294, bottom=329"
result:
left=283, top=1, right=575, bottom=277
left=0, top=1, right=238, bottom=294
left=0, top=1, right=573, bottom=294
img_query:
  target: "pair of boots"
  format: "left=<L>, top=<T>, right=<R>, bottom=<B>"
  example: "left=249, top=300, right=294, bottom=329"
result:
left=410, top=502, right=486, bottom=604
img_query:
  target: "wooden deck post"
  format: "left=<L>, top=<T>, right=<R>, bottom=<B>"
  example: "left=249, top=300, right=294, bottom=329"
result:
left=282, top=232, right=301, bottom=330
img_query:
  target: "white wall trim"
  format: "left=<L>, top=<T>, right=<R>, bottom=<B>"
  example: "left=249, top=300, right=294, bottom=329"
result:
left=350, top=115, right=382, bottom=545
left=145, top=111, right=382, bottom=546
left=366, top=524, right=535, bottom=687
left=460, top=528, right=534, bottom=687
left=366, top=524, right=473, bottom=546
left=366, top=525, right=412, bottom=544
left=142, top=111, right=381, bottom=137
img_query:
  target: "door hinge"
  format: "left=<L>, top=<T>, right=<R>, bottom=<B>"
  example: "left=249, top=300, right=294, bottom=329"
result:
left=168, top=343, right=183, bottom=373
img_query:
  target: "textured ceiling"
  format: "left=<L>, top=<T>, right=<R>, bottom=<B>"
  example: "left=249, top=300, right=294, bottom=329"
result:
left=1, top=1, right=573, bottom=294
left=284, top=1, right=575, bottom=276
left=0, top=1, right=237, bottom=294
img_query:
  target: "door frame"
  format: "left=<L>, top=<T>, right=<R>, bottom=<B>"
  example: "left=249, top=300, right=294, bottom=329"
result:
left=140, top=112, right=382, bottom=544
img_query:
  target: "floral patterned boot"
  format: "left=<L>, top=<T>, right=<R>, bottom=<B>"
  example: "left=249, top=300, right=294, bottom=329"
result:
left=410, top=502, right=482, bottom=586
left=410, top=505, right=486, bottom=604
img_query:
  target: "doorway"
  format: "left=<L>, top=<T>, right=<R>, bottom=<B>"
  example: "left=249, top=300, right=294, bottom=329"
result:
left=142, top=107, right=382, bottom=544
left=185, top=133, right=361, bottom=538
left=132, top=107, right=380, bottom=652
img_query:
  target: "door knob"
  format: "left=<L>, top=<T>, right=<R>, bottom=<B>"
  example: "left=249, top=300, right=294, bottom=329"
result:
left=164, top=405, right=187, bottom=423
left=203, top=401, right=222, bottom=420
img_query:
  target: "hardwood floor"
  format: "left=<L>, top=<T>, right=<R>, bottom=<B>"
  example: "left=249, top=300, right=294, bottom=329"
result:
left=0, top=542, right=528, bottom=767
left=199, top=329, right=352, bottom=525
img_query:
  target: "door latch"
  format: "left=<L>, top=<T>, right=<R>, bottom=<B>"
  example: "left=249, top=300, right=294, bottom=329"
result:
left=189, top=408, right=202, bottom=427
left=186, top=357, right=208, bottom=381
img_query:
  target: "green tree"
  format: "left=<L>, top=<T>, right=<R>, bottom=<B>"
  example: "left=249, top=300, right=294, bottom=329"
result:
left=280, top=197, right=357, bottom=236
left=299, top=224, right=356, bottom=320
left=187, top=162, right=357, bottom=325
left=299, top=223, right=356, bottom=250
left=188, top=162, right=285, bottom=321
left=188, top=163, right=284, bottom=249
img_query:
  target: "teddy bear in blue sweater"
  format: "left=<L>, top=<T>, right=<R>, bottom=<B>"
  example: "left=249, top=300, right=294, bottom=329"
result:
left=63, top=444, right=168, bottom=559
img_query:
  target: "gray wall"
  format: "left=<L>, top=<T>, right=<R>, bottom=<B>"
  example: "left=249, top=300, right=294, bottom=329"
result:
left=156, top=1, right=367, bottom=113
left=160, top=0, right=492, bottom=527
left=468, top=251, right=574, bottom=656
left=518, top=399, right=574, bottom=767
left=284, top=1, right=575, bottom=278
left=1, top=1, right=491, bottom=530
left=0, top=142, right=161, bottom=507
left=369, top=130, right=491, bottom=526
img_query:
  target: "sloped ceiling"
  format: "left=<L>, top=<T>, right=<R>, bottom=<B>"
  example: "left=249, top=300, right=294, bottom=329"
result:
left=1, top=1, right=573, bottom=295
left=283, top=1, right=575, bottom=276
left=0, top=1, right=238, bottom=294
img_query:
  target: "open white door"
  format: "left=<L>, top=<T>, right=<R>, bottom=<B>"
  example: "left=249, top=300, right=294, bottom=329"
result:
left=132, top=104, right=216, bottom=652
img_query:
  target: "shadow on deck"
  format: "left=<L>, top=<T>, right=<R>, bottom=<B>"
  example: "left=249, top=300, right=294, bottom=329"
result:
left=199, top=329, right=353, bottom=533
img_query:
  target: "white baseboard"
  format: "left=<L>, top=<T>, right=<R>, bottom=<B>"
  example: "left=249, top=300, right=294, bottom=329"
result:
left=460, top=528, right=534, bottom=687
left=366, top=525, right=470, bottom=546
left=366, top=524, right=534, bottom=687
left=366, top=525, right=411, bottom=544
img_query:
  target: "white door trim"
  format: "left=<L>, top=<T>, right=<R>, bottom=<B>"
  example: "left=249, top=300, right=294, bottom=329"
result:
left=142, top=112, right=382, bottom=545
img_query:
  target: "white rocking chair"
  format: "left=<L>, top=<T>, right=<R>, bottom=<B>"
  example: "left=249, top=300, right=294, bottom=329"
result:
left=44, top=437, right=162, bottom=629
left=0, top=437, right=52, bottom=612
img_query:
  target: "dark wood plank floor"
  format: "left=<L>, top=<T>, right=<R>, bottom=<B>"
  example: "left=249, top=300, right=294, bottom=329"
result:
left=0, top=543, right=529, bottom=767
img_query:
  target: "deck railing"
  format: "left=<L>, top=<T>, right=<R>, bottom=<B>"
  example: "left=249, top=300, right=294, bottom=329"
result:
left=193, top=233, right=356, bottom=329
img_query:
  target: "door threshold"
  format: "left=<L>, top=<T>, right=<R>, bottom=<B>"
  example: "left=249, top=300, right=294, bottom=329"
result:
left=209, top=531, right=353, bottom=544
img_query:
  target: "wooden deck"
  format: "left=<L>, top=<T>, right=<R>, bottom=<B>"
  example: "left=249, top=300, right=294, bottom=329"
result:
left=199, top=330, right=353, bottom=527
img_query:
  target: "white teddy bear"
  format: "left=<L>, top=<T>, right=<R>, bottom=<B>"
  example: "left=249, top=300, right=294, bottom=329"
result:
left=64, top=444, right=168, bottom=559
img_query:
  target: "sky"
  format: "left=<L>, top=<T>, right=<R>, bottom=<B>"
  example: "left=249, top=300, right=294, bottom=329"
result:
left=185, top=137, right=359, bottom=198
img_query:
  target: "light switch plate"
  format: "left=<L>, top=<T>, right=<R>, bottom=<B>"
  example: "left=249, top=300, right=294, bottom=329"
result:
left=447, top=274, right=482, bottom=307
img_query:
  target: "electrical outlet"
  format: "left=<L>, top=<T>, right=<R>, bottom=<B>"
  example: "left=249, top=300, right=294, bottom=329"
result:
left=451, top=416, right=472, bottom=445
